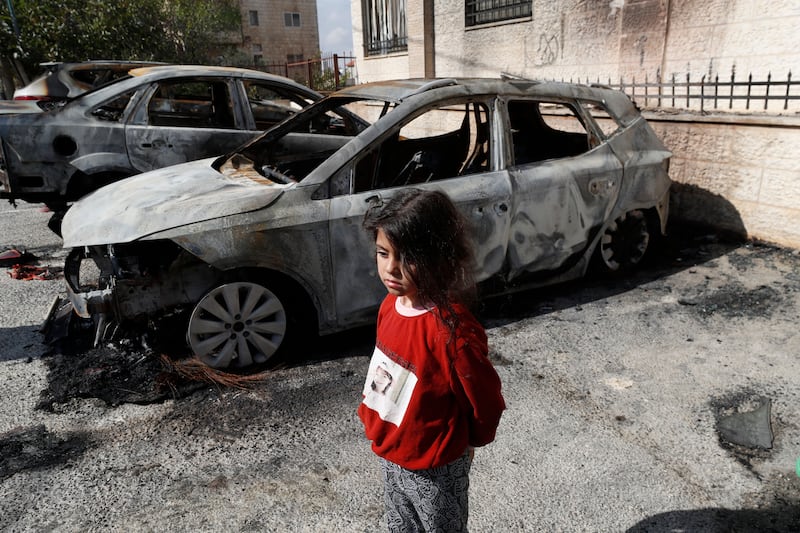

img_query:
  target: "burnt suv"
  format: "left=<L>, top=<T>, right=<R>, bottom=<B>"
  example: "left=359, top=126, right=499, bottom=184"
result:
left=59, top=77, right=672, bottom=369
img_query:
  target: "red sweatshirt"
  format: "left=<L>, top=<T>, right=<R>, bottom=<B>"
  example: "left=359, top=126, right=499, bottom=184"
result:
left=358, top=295, right=505, bottom=470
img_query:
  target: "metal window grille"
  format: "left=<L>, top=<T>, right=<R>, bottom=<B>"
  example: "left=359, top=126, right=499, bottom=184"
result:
left=465, top=0, right=531, bottom=27
left=363, top=0, right=408, bottom=56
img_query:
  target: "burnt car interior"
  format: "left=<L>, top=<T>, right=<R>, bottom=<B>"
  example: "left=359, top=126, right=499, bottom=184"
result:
left=352, top=101, right=492, bottom=192
left=509, top=100, right=591, bottom=165
left=148, top=80, right=235, bottom=128
left=231, top=99, right=366, bottom=183
left=229, top=95, right=596, bottom=193
left=352, top=99, right=593, bottom=192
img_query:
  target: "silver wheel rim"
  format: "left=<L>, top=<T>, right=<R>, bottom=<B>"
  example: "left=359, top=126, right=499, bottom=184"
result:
left=187, top=282, right=287, bottom=369
left=599, top=210, right=649, bottom=271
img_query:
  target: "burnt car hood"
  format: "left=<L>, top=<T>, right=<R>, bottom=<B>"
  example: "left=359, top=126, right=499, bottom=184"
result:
left=61, top=158, right=286, bottom=247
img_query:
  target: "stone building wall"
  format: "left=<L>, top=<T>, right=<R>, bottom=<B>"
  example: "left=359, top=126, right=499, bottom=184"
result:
left=353, top=0, right=800, bottom=83
left=238, top=0, right=320, bottom=65
left=649, top=115, right=800, bottom=248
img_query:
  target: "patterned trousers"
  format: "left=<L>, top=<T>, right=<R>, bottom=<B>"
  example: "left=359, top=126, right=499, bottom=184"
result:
left=379, top=450, right=472, bottom=532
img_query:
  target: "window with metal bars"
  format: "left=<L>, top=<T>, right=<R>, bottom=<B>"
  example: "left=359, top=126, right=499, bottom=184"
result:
left=362, top=0, right=408, bottom=56
left=465, top=0, right=531, bottom=27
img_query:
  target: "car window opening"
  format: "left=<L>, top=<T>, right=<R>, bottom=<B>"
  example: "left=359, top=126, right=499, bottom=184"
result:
left=148, top=80, right=235, bottom=129
left=355, top=101, right=492, bottom=192
left=508, top=100, right=591, bottom=166
left=232, top=98, right=366, bottom=184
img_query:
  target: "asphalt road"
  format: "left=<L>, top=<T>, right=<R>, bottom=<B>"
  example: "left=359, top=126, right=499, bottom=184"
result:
left=1, top=200, right=799, bottom=532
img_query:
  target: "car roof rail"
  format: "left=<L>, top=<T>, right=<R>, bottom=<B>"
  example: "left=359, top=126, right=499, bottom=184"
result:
left=406, top=79, right=458, bottom=98
left=500, top=72, right=543, bottom=83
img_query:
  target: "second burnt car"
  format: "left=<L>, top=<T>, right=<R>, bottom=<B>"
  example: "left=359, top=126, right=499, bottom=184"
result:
left=13, top=60, right=166, bottom=109
left=59, top=77, right=671, bottom=369
left=0, top=65, right=321, bottom=211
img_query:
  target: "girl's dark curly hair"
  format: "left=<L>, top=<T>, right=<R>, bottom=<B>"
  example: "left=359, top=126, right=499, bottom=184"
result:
left=363, top=188, right=476, bottom=339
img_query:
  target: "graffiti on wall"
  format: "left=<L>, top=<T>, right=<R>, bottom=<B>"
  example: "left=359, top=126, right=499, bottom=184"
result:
left=636, top=35, right=647, bottom=66
left=536, top=33, right=560, bottom=65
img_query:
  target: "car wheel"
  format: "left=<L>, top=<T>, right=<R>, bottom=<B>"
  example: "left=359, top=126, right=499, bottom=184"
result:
left=596, top=210, right=650, bottom=272
left=187, top=281, right=288, bottom=369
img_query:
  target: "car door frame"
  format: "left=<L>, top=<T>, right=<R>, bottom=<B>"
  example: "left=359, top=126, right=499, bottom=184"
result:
left=501, top=95, right=624, bottom=280
left=324, top=95, right=514, bottom=326
left=124, top=76, right=255, bottom=173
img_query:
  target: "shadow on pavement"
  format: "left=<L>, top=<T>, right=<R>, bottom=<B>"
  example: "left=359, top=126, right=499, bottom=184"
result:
left=478, top=219, right=747, bottom=326
left=626, top=505, right=800, bottom=532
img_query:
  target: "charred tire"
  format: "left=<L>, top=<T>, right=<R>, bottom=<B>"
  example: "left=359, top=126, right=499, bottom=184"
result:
left=594, top=209, right=651, bottom=273
left=186, top=281, right=297, bottom=369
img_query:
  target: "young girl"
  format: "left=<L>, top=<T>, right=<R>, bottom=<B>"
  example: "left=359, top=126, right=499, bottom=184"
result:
left=359, top=188, right=505, bottom=532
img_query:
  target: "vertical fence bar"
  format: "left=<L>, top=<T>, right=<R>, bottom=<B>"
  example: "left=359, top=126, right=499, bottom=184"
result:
left=786, top=71, right=792, bottom=110
left=714, top=74, right=719, bottom=109
left=686, top=73, right=690, bottom=108
left=644, top=74, right=649, bottom=107
left=657, top=69, right=662, bottom=108
left=700, top=75, right=705, bottom=113
left=764, top=72, right=771, bottom=110
left=729, top=68, right=735, bottom=109
left=671, top=74, right=676, bottom=107
left=746, top=73, right=753, bottom=110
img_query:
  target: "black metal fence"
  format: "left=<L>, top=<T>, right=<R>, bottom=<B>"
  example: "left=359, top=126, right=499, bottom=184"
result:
left=569, top=68, right=800, bottom=114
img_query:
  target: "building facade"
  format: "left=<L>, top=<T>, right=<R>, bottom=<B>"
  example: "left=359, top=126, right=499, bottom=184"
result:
left=238, top=0, right=320, bottom=65
left=352, top=0, right=799, bottom=85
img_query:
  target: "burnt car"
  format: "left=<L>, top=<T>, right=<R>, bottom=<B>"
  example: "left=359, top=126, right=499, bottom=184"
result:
left=0, top=65, right=322, bottom=210
left=59, top=77, right=671, bottom=369
left=13, top=60, right=166, bottom=109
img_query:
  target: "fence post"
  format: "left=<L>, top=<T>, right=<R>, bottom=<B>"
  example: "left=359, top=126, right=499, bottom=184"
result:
left=714, top=74, right=719, bottom=109
left=308, top=60, right=314, bottom=90
left=333, top=54, right=340, bottom=89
